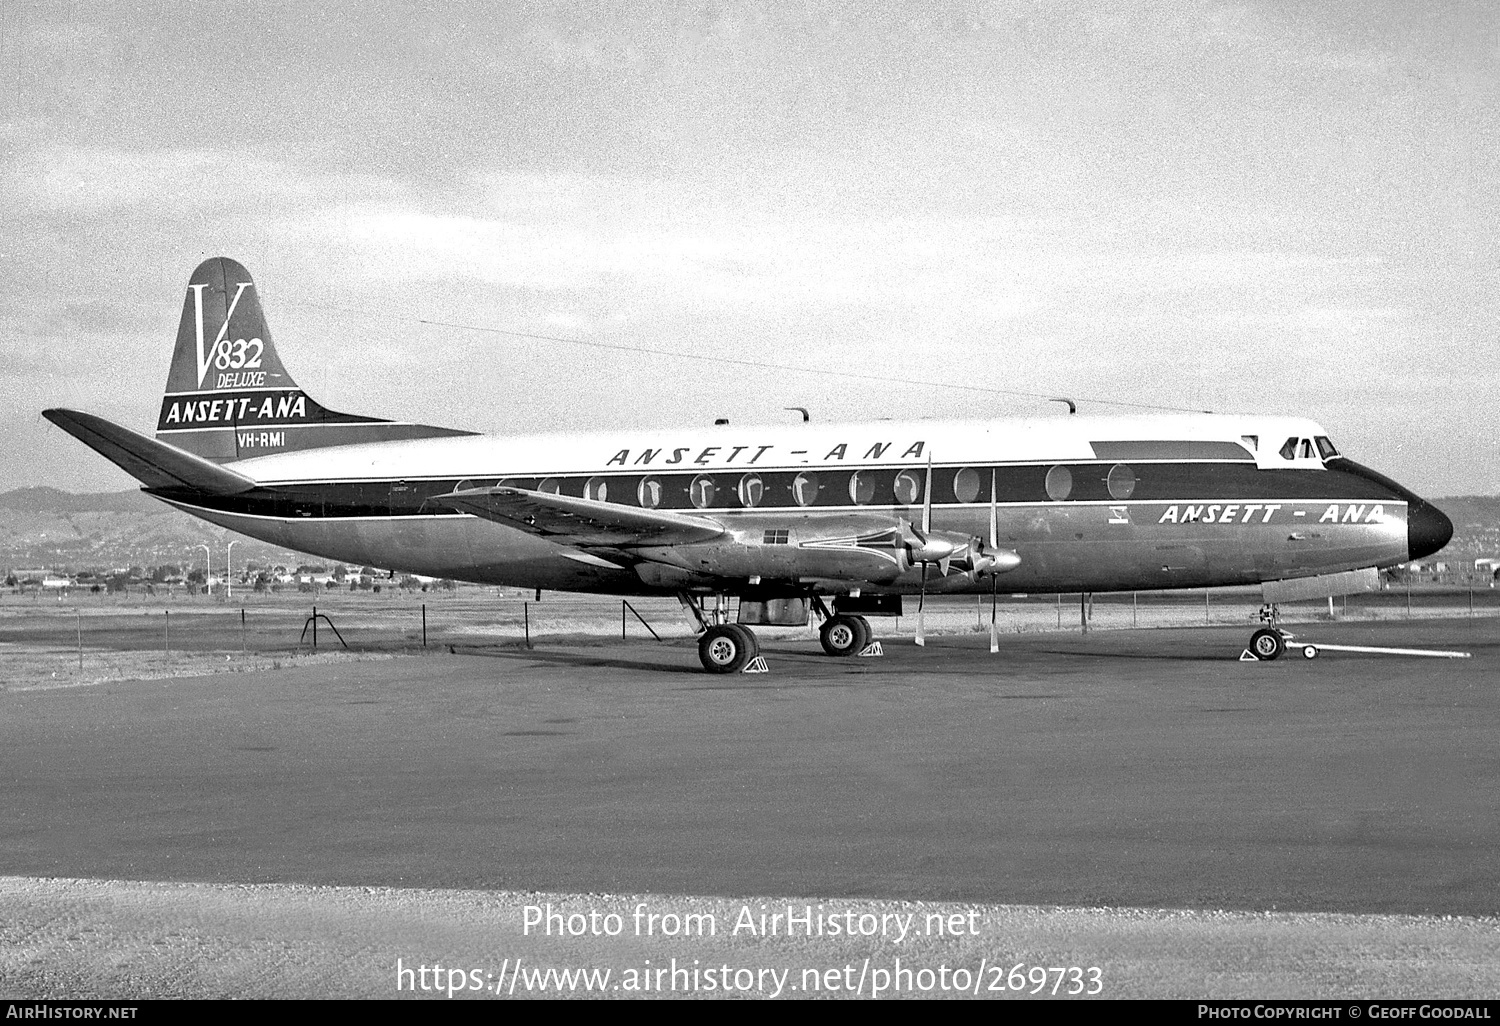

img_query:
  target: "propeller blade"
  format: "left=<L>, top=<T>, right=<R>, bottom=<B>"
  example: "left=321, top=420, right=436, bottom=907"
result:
left=989, top=577, right=999, bottom=653
left=916, top=562, right=927, bottom=647
left=989, top=471, right=999, bottom=653
left=989, top=470, right=999, bottom=551
left=922, top=453, right=933, bottom=536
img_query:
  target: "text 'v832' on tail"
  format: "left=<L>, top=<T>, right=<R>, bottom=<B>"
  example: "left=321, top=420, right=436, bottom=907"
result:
left=155, top=256, right=473, bottom=461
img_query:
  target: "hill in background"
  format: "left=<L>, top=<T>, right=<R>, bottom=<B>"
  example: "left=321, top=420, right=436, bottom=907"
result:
left=0, top=488, right=313, bottom=570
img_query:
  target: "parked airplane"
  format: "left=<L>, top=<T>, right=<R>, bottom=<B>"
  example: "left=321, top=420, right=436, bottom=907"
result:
left=44, top=258, right=1453, bottom=671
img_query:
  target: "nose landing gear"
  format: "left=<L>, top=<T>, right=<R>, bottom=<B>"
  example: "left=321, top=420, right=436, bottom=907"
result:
left=1243, top=603, right=1290, bottom=661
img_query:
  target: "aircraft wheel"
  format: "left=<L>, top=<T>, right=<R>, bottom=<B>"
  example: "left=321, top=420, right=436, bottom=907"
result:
left=1302, top=645, right=1319, bottom=660
left=820, top=614, right=869, bottom=657
left=726, top=623, right=760, bottom=658
left=854, top=615, right=873, bottom=646
left=1249, top=628, right=1285, bottom=661
left=699, top=625, right=751, bottom=674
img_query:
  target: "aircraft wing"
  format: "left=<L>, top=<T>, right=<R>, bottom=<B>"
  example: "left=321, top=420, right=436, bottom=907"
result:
left=434, top=485, right=726, bottom=546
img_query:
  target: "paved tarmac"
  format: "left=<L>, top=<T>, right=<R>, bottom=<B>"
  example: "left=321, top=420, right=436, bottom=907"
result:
left=3, top=618, right=1497, bottom=916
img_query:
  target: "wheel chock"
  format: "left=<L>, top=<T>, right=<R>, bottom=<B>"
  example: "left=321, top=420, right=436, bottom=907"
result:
left=858, top=642, right=884, bottom=657
left=741, top=656, right=770, bottom=674
left=1239, top=649, right=1260, bottom=661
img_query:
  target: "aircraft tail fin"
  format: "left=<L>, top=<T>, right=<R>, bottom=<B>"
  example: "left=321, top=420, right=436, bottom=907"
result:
left=155, top=257, right=473, bottom=462
left=43, top=409, right=255, bottom=494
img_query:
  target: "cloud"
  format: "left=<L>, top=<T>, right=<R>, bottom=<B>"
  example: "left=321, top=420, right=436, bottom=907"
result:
left=4, top=142, right=408, bottom=214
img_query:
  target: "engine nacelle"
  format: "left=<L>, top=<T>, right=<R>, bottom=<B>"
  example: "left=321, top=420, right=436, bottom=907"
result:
left=631, top=515, right=1021, bottom=587
left=634, top=515, right=913, bottom=584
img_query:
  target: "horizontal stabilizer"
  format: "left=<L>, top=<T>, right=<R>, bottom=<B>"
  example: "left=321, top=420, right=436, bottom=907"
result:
left=435, top=485, right=724, bottom=546
left=42, top=409, right=255, bottom=494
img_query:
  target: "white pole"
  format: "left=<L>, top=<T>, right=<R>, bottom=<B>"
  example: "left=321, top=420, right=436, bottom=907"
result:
left=226, top=540, right=239, bottom=600
left=198, top=543, right=211, bottom=596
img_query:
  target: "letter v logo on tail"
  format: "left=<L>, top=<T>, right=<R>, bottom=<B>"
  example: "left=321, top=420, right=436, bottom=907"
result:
left=190, top=280, right=253, bottom=388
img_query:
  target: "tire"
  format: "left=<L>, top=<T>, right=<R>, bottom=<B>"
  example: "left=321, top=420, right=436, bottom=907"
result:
left=1302, top=645, right=1319, bottom=660
left=820, top=614, right=868, bottom=657
left=853, top=616, right=873, bottom=651
left=726, top=623, right=760, bottom=658
left=699, top=625, right=751, bottom=674
left=1249, top=628, right=1285, bottom=661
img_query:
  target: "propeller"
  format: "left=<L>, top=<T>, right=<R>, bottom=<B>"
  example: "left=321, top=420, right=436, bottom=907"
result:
left=916, top=454, right=932, bottom=647
left=990, top=471, right=999, bottom=654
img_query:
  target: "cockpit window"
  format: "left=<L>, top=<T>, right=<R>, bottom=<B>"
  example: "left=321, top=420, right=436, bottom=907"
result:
left=1315, top=436, right=1339, bottom=459
left=1299, top=439, right=1314, bottom=459
left=1279, top=437, right=1298, bottom=460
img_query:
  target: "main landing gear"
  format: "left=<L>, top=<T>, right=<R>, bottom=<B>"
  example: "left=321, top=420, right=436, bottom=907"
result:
left=685, top=593, right=876, bottom=673
left=682, top=593, right=769, bottom=674
left=698, top=623, right=761, bottom=675
left=819, top=613, right=872, bottom=657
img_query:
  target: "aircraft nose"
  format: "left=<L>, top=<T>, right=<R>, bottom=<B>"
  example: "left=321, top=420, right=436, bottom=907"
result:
left=1408, top=500, right=1453, bottom=561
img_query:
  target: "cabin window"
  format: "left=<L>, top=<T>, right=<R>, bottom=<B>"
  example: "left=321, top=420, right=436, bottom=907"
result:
left=637, top=476, right=663, bottom=509
left=893, top=470, right=922, bottom=506
left=1315, top=436, right=1339, bottom=459
left=792, top=472, right=820, bottom=507
left=1279, top=438, right=1298, bottom=460
left=1106, top=463, right=1136, bottom=500
left=537, top=477, right=561, bottom=494
left=849, top=470, right=876, bottom=505
left=689, top=474, right=716, bottom=509
left=1045, top=465, right=1073, bottom=501
left=738, top=473, right=763, bottom=508
left=584, top=476, right=608, bottom=502
left=953, top=468, right=981, bottom=503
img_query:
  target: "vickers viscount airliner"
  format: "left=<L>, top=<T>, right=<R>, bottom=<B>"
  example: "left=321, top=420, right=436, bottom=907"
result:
left=44, top=258, right=1453, bottom=672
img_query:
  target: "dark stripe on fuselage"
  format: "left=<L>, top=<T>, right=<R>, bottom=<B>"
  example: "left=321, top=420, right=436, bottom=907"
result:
left=148, top=459, right=1415, bottom=520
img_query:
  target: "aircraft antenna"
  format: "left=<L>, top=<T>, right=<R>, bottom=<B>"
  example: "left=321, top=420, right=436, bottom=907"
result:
left=1050, top=397, right=1077, bottom=414
left=784, top=407, right=810, bottom=422
left=294, top=304, right=1216, bottom=414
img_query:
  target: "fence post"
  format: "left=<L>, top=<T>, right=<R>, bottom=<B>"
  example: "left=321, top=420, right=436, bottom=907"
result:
left=241, top=608, right=246, bottom=653
left=312, top=605, right=318, bottom=649
left=164, top=608, right=169, bottom=657
left=622, top=600, right=627, bottom=640
left=1080, top=592, right=1087, bottom=633
left=524, top=601, right=531, bottom=648
left=422, top=603, right=427, bottom=647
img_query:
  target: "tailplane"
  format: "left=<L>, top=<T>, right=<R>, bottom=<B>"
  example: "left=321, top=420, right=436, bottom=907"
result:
left=156, top=257, right=472, bottom=462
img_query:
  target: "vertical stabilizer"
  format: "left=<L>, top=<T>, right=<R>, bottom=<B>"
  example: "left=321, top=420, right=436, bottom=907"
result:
left=155, top=258, right=471, bottom=462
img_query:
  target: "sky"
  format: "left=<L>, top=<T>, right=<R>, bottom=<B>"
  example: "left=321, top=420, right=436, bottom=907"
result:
left=2, top=0, right=1497, bottom=496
